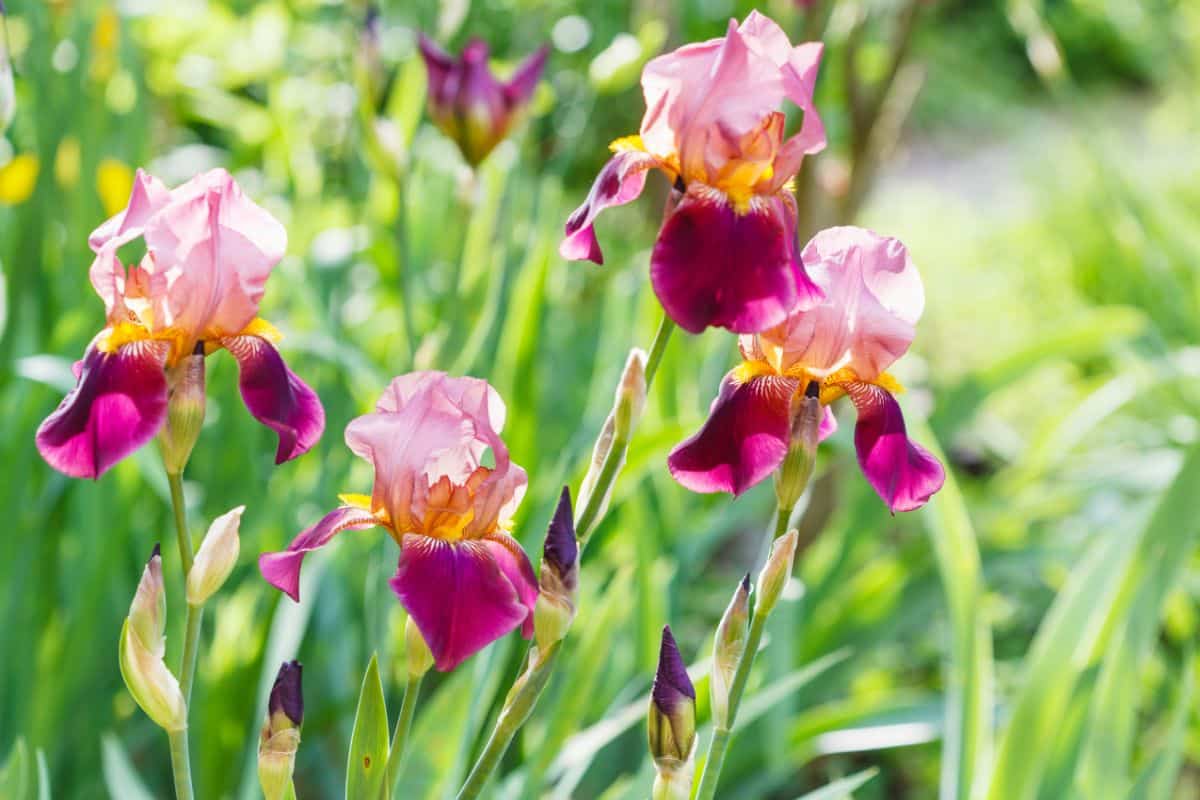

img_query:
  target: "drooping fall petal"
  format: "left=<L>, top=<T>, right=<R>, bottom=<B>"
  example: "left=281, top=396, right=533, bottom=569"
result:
left=36, top=339, right=170, bottom=479
left=843, top=381, right=945, bottom=513
left=560, top=148, right=659, bottom=264
left=259, top=507, right=379, bottom=602
left=390, top=535, right=533, bottom=671
left=223, top=334, right=325, bottom=465
left=668, top=372, right=796, bottom=495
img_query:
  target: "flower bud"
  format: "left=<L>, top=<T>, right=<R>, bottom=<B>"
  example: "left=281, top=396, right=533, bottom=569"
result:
left=756, top=529, right=799, bottom=616
left=534, top=487, right=579, bottom=650
left=647, top=626, right=696, bottom=769
left=405, top=615, right=434, bottom=678
left=0, top=4, right=14, bottom=135
left=578, top=349, right=647, bottom=523
left=775, top=381, right=822, bottom=512
left=710, top=574, right=750, bottom=730
left=119, top=545, right=187, bottom=732
left=159, top=352, right=206, bottom=475
left=259, top=660, right=303, bottom=800
left=186, top=505, right=244, bottom=606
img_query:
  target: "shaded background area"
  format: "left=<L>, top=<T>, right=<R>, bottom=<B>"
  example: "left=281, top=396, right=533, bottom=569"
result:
left=1, top=0, right=1199, bottom=798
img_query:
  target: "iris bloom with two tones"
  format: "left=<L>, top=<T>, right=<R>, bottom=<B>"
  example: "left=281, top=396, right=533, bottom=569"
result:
left=669, top=226, right=946, bottom=513
left=259, top=372, right=539, bottom=672
left=418, top=35, right=547, bottom=167
left=561, top=11, right=827, bottom=335
left=36, top=169, right=324, bottom=479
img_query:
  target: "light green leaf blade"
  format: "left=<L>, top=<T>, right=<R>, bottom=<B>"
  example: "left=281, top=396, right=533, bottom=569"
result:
left=346, top=653, right=390, bottom=800
left=101, top=733, right=155, bottom=800
left=0, top=737, right=30, bottom=800
left=794, top=767, right=879, bottom=800
left=1128, top=651, right=1194, bottom=800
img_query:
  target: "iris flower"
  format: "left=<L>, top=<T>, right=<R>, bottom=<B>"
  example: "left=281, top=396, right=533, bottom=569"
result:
left=668, top=226, right=945, bottom=513
left=36, top=169, right=324, bottom=479
left=560, top=11, right=826, bottom=334
left=259, top=372, right=539, bottom=672
left=418, top=35, right=548, bottom=167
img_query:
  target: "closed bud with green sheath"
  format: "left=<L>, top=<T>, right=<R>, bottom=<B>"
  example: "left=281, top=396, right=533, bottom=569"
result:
left=756, top=529, right=799, bottom=616
left=648, top=626, right=696, bottom=800
left=258, top=660, right=303, bottom=800
left=119, top=544, right=187, bottom=732
left=534, top=486, right=579, bottom=650
left=710, top=574, right=750, bottom=730
left=186, top=505, right=244, bottom=606
left=775, top=381, right=822, bottom=512
left=159, top=350, right=206, bottom=475
left=578, top=349, right=647, bottom=524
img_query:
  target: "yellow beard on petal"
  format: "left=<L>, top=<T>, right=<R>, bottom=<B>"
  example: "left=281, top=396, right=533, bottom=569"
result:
left=820, top=368, right=905, bottom=405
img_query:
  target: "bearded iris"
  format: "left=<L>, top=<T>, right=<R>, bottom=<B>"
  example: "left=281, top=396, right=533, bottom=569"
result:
left=259, top=371, right=539, bottom=672
left=668, top=226, right=945, bottom=513
left=35, top=168, right=324, bottom=479
left=560, top=11, right=827, bottom=335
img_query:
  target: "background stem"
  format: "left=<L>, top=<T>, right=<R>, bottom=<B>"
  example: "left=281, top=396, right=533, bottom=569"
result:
left=166, top=471, right=201, bottom=800
left=383, top=673, right=424, bottom=798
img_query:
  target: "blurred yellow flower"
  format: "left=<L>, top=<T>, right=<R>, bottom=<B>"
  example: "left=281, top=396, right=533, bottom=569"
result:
left=0, top=153, right=38, bottom=205
left=96, top=158, right=133, bottom=216
left=55, top=136, right=81, bottom=188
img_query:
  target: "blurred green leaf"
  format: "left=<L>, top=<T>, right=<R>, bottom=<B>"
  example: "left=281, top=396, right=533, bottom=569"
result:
left=101, top=734, right=154, bottom=800
left=793, top=767, right=879, bottom=800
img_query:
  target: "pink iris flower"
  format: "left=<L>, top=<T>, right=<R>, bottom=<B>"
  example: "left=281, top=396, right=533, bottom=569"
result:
left=668, top=226, right=945, bottom=513
left=259, top=372, right=539, bottom=672
left=418, top=35, right=548, bottom=167
left=35, top=168, right=324, bottom=479
left=560, top=11, right=827, bottom=335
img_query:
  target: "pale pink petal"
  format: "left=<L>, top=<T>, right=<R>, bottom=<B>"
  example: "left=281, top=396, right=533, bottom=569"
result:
left=768, top=226, right=924, bottom=380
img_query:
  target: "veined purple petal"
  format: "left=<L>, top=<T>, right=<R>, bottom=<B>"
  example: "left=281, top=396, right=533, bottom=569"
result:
left=668, top=371, right=796, bottom=495
left=843, top=381, right=945, bottom=513
left=390, top=535, right=532, bottom=671
left=259, top=507, right=378, bottom=602
left=560, top=149, right=658, bottom=264
left=482, top=533, right=539, bottom=638
left=650, top=193, right=813, bottom=334
left=36, top=339, right=170, bottom=479
left=222, top=335, right=324, bottom=464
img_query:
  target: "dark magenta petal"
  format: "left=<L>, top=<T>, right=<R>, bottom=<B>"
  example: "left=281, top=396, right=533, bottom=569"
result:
left=504, top=46, right=549, bottom=106
left=845, top=382, right=945, bottom=513
left=259, top=507, right=378, bottom=602
left=390, top=535, right=533, bottom=672
left=541, top=486, right=578, bottom=591
left=560, top=149, right=657, bottom=264
left=483, top=533, right=539, bottom=638
left=668, top=371, right=796, bottom=495
left=36, top=339, right=170, bottom=479
left=417, top=34, right=455, bottom=103
left=651, top=194, right=815, bottom=334
left=223, top=335, right=325, bottom=464
left=652, top=625, right=695, bottom=715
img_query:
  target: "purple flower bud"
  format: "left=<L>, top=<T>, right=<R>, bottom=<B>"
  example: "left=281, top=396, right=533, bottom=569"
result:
left=648, top=626, right=696, bottom=765
left=542, top=486, right=578, bottom=590
left=535, top=487, right=578, bottom=649
left=260, top=661, right=303, bottom=800
left=417, top=33, right=548, bottom=166
left=268, top=660, right=304, bottom=728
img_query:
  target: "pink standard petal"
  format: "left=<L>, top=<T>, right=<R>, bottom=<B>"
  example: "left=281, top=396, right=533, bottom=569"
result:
left=259, top=507, right=378, bottom=602
left=668, top=372, right=796, bottom=495
left=390, top=535, right=532, bottom=671
left=650, top=193, right=810, bottom=333
left=35, top=339, right=170, bottom=479
left=222, top=335, right=325, bottom=464
left=561, top=149, right=658, bottom=264
left=844, top=382, right=945, bottom=513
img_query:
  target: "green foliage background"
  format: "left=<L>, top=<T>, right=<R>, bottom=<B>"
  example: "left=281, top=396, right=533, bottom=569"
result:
left=2, top=0, right=1200, bottom=798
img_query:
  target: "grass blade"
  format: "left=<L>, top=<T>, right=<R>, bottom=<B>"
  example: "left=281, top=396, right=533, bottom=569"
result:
left=794, top=767, right=879, bottom=800
left=346, top=653, right=390, bottom=800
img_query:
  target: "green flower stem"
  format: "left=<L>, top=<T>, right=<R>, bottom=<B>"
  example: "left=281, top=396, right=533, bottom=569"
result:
left=575, top=315, right=675, bottom=545
left=166, top=470, right=202, bottom=800
left=383, top=673, right=424, bottom=798
left=455, top=312, right=676, bottom=799
left=694, top=498, right=800, bottom=800
left=694, top=605, right=771, bottom=800
left=455, top=644, right=561, bottom=800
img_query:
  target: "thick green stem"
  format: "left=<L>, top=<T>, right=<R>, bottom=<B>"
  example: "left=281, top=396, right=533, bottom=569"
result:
left=694, top=609, right=770, bottom=800
left=455, top=313, right=676, bottom=798
left=575, top=315, right=675, bottom=545
left=383, top=673, right=424, bottom=798
left=455, top=645, right=561, bottom=800
left=167, top=728, right=194, bottom=800
left=166, top=471, right=201, bottom=800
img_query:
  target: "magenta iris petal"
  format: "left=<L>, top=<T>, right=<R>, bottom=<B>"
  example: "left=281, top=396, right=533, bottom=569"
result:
left=652, top=194, right=814, bottom=334
left=390, top=535, right=533, bottom=672
left=35, top=339, right=170, bottom=479
left=223, top=335, right=325, bottom=465
left=845, top=382, right=945, bottom=513
left=259, top=506, right=378, bottom=602
left=482, top=533, right=539, bottom=638
left=560, top=149, right=657, bottom=264
left=505, top=46, right=549, bottom=106
left=819, top=404, right=838, bottom=441
left=668, top=372, right=795, bottom=495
